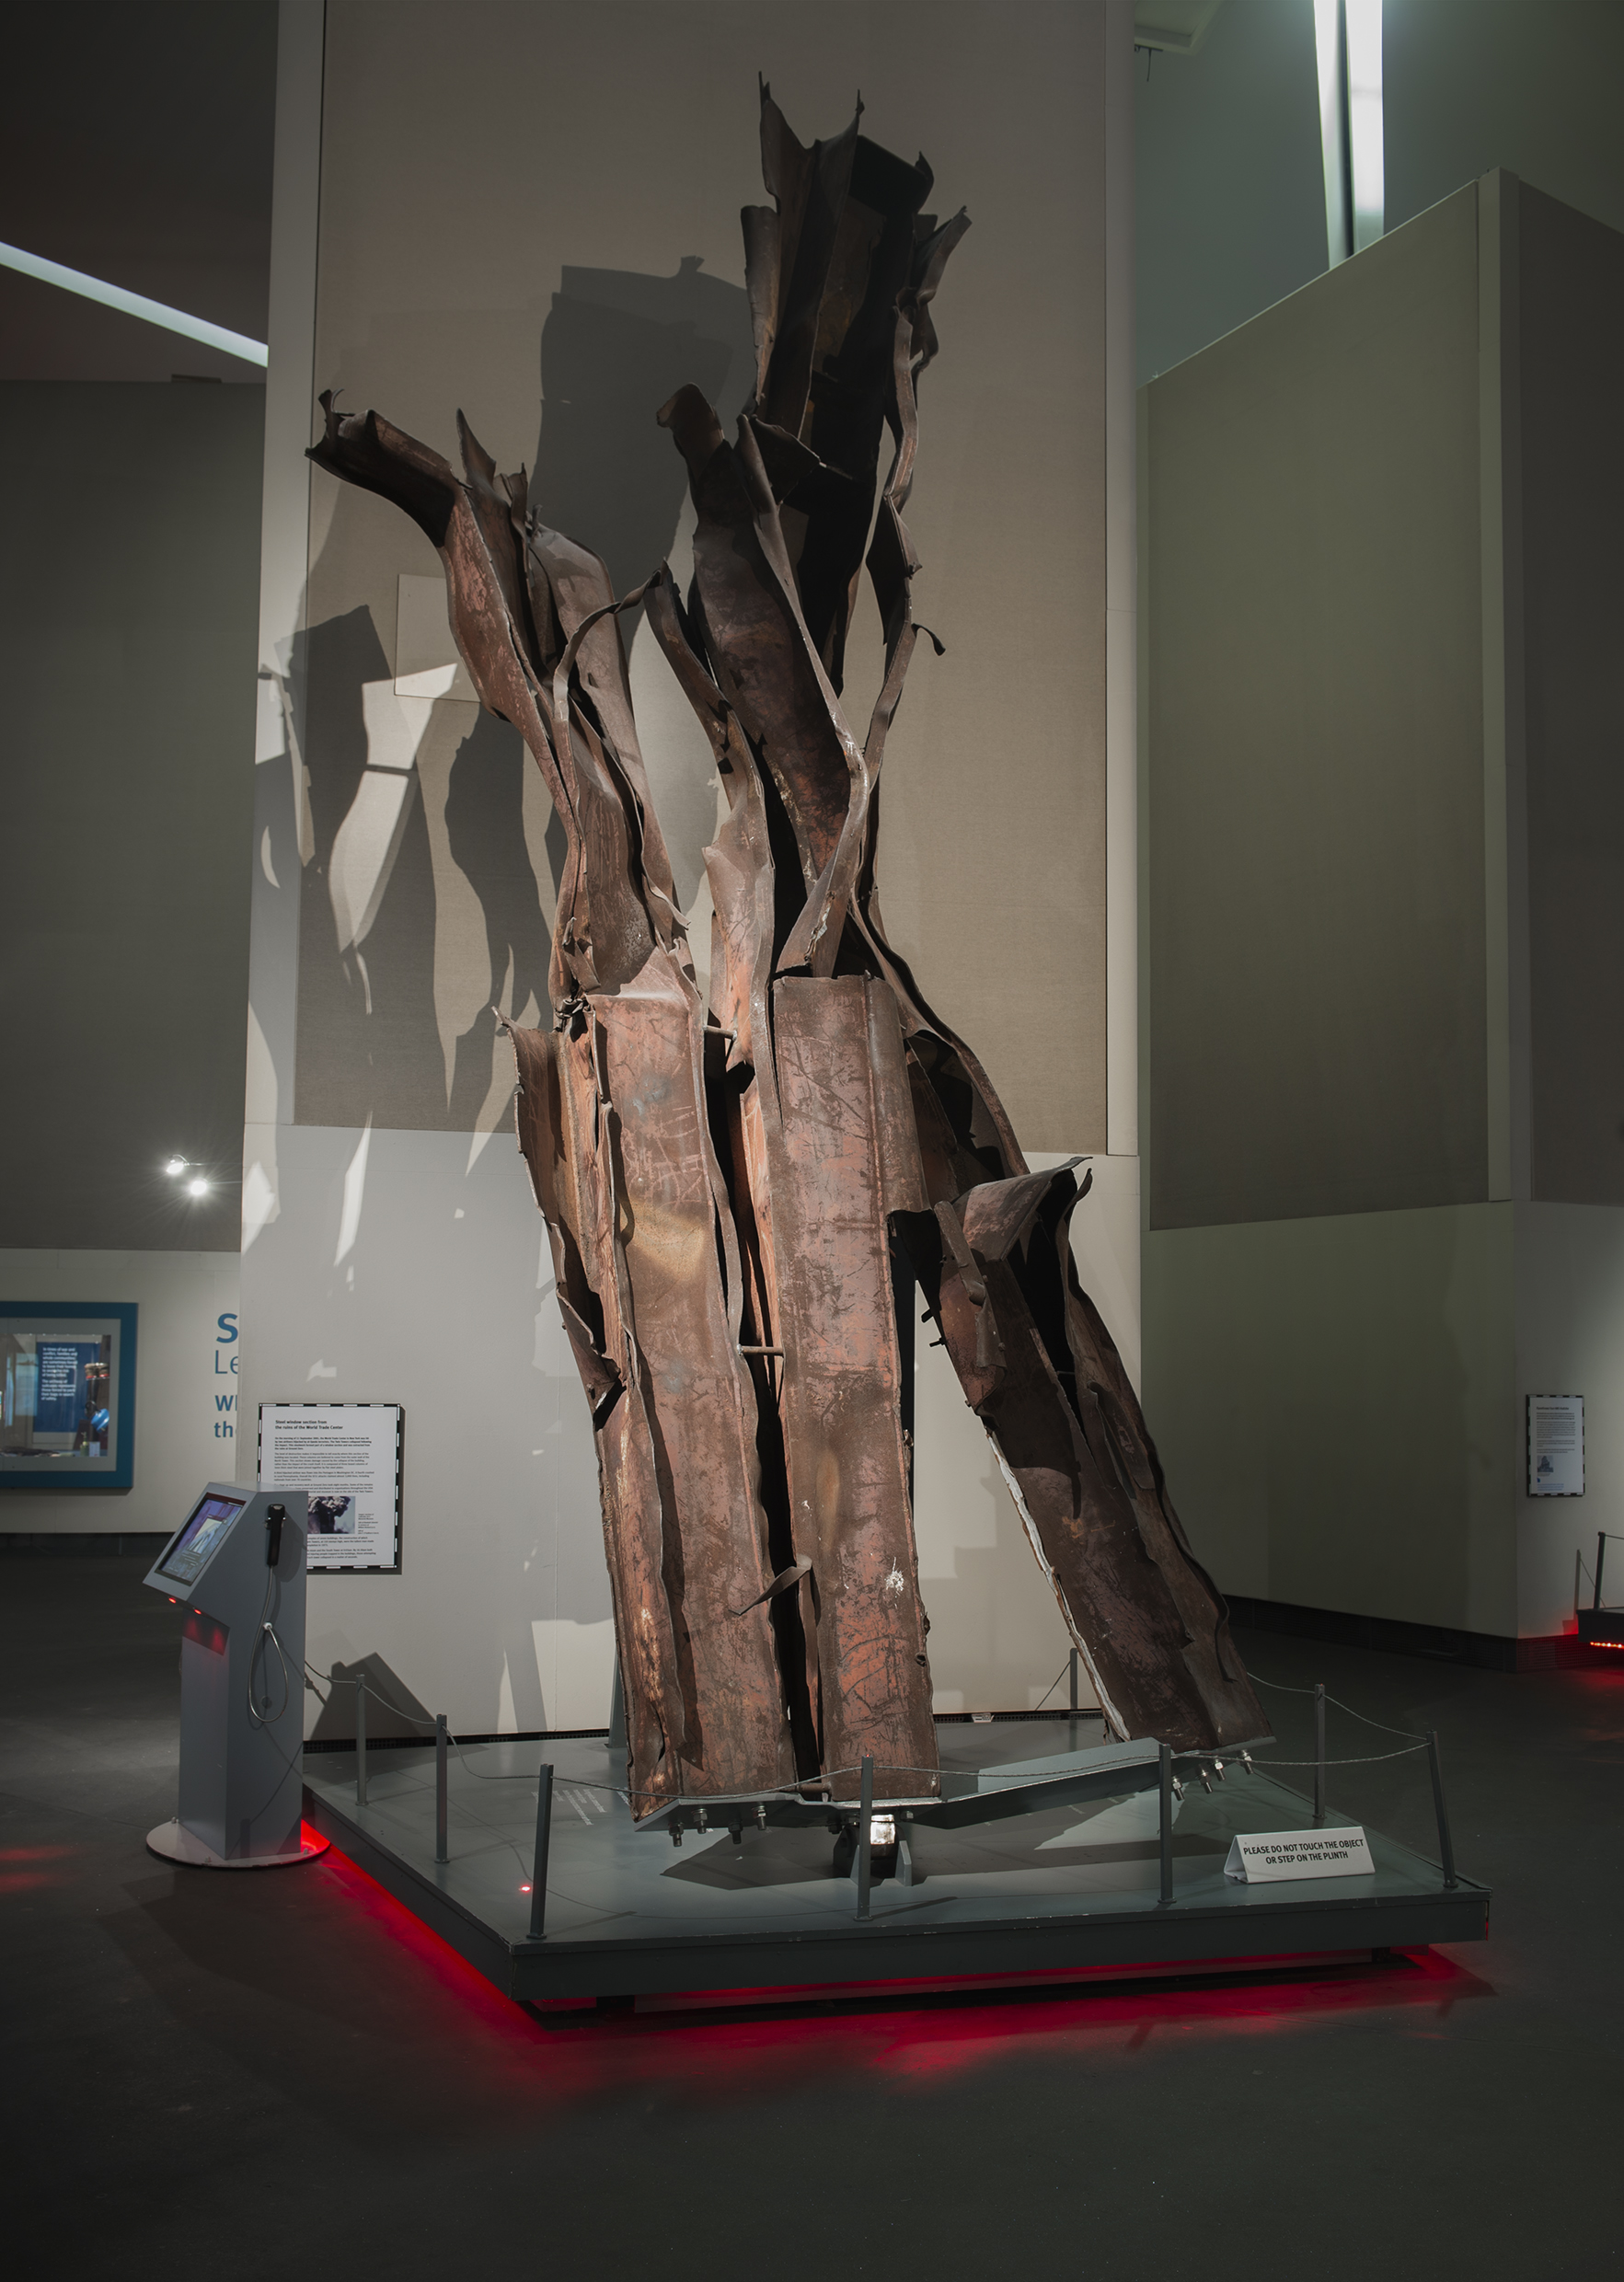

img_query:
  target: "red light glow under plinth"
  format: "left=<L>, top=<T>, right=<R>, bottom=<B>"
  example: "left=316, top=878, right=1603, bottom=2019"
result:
left=311, top=1841, right=1492, bottom=2102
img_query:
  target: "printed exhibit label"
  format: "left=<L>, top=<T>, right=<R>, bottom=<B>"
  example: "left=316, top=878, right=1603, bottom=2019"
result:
left=259, top=1402, right=403, bottom=1573
left=1224, top=1827, right=1375, bottom=1883
left=1527, top=1393, right=1584, bottom=1496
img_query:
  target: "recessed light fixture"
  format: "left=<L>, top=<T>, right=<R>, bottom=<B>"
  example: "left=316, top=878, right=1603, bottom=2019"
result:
left=188, top=1178, right=209, bottom=1198
left=0, top=240, right=268, bottom=366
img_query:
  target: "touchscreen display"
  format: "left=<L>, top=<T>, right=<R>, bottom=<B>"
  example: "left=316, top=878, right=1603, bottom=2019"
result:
left=157, top=1493, right=245, bottom=1586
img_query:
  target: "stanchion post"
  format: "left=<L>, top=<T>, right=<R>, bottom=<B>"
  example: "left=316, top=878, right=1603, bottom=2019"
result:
left=856, top=1754, right=875, bottom=1921
left=1313, top=1683, right=1326, bottom=1826
left=1068, top=1648, right=1079, bottom=1735
left=1595, top=1531, right=1607, bottom=1614
left=1158, top=1742, right=1173, bottom=1905
left=434, top=1713, right=448, bottom=1864
left=1426, top=1731, right=1457, bottom=1889
left=528, top=1762, right=554, bottom=1939
left=355, top=1674, right=367, bottom=1809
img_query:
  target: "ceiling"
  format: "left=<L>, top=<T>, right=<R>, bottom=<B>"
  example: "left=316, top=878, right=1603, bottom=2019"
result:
left=0, top=2, right=277, bottom=383
left=1134, top=0, right=1227, bottom=54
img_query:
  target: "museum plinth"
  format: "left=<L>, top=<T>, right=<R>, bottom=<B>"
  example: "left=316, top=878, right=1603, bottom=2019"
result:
left=301, top=1720, right=1488, bottom=2007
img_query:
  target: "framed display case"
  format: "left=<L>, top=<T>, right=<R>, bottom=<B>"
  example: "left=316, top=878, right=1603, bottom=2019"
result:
left=0, top=1303, right=138, bottom=1490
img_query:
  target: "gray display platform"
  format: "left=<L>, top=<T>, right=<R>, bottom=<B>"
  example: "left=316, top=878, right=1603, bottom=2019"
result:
left=302, top=1722, right=1489, bottom=2005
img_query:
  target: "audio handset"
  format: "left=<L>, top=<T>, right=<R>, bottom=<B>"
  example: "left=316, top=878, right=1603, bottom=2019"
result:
left=265, top=1501, right=287, bottom=1569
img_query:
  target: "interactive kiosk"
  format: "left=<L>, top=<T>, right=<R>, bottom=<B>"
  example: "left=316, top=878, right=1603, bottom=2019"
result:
left=144, top=1482, right=326, bottom=1868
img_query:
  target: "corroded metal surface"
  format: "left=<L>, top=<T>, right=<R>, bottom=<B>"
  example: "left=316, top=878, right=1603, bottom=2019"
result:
left=769, top=975, right=935, bottom=1800
left=307, top=84, right=1266, bottom=1814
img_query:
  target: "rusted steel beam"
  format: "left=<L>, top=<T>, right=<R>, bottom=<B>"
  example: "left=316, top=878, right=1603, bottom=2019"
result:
left=305, top=82, right=1266, bottom=1829
left=768, top=976, right=938, bottom=1801
left=642, top=566, right=937, bottom=1798
left=655, top=86, right=1266, bottom=1761
left=310, top=399, right=793, bottom=1815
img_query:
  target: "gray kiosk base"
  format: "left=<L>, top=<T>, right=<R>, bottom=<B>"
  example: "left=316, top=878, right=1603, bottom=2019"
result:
left=144, top=1484, right=316, bottom=1869
left=301, top=1722, right=1489, bottom=2009
left=146, top=1818, right=329, bottom=1871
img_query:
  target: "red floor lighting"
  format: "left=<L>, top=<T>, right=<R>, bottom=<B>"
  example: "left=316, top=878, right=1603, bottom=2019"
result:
left=310, top=1840, right=1493, bottom=2105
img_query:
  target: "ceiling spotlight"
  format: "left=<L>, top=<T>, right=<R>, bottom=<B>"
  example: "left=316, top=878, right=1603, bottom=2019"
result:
left=188, top=1178, right=209, bottom=1198
left=165, top=1157, right=189, bottom=1177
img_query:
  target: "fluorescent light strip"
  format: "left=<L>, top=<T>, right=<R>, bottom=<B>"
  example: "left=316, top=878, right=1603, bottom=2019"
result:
left=0, top=240, right=268, bottom=366
left=1313, top=0, right=1350, bottom=267
left=1345, top=0, right=1385, bottom=253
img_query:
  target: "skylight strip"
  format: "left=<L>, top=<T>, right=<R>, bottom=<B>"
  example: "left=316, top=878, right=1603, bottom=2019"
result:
left=1345, top=0, right=1385, bottom=253
left=0, top=240, right=269, bottom=366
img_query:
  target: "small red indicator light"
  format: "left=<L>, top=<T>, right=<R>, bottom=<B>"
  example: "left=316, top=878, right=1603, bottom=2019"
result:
left=167, top=1596, right=178, bottom=1605
left=520, top=1884, right=532, bottom=1893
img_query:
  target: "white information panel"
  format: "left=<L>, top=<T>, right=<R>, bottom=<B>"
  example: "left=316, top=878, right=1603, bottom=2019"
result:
left=1224, top=1827, right=1374, bottom=1883
left=259, top=1403, right=403, bottom=1572
left=1527, top=1394, right=1584, bottom=1497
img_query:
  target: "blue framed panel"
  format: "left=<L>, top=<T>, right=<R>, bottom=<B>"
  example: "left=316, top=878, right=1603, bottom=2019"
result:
left=0, top=1303, right=138, bottom=1490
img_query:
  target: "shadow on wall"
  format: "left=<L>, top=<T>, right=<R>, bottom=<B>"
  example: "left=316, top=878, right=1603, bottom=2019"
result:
left=532, top=257, right=752, bottom=598
left=293, top=261, right=754, bottom=1136
left=442, top=709, right=559, bottom=1131
left=292, top=604, right=443, bottom=1129
left=916, top=1433, right=1082, bottom=1714
left=308, top=1651, right=433, bottom=1745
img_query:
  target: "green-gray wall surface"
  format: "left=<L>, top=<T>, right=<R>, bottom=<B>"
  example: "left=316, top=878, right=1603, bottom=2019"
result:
left=0, top=381, right=263, bottom=1250
left=1142, top=178, right=1624, bottom=1642
left=1144, top=185, right=1489, bottom=1233
left=1521, top=189, right=1624, bottom=1206
left=1146, top=1203, right=1517, bottom=1637
left=1135, top=0, right=1624, bottom=388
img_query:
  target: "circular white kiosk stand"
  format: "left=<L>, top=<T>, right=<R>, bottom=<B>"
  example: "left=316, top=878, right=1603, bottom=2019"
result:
left=143, top=1483, right=327, bottom=1868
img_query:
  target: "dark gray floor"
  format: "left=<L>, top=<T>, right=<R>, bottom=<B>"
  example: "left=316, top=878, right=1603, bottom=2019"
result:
left=4, top=1556, right=1620, bottom=2278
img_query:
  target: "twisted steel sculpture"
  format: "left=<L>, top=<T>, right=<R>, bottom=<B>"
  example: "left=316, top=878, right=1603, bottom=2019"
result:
left=310, top=86, right=1267, bottom=1816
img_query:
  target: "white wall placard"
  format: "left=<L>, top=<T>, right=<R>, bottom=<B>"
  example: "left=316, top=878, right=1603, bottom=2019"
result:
left=1224, top=1827, right=1374, bottom=1884
left=259, top=1403, right=403, bottom=1573
left=1528, top=1394, right=1584, bottom=1497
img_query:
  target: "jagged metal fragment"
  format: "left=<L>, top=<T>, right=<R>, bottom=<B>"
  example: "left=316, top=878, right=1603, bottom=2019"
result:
left=308, top=399, right=790, bottom=1815
left=655, top=84, right=1268, bottom=1760
left=305, top=83, right=1267, bottom=1825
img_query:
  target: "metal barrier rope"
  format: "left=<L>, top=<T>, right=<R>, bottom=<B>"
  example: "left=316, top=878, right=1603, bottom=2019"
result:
left=1028, top=1658, right=1075, bottom=1713
left=1234, top=1743, right=1431, bottom=1769
left=307, top=1661, right=538, bottom=1781
left=313, top=1665, right=541, bottom=1877
left=312, top=1667, right=1441, bottom=1799
left=1247, top=1671, right=1426, bottom=1742
left=309, top=1665, right=1463, bottom=1910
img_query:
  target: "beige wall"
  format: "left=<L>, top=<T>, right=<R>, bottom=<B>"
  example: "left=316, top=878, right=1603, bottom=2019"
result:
left=1515, top=1204, right=1624, bottom=1635
left=241, top=0, right=1130, bottom=1726
left=1145, top=1193, right=1624, bottom=1643
left=1144, top=186, right=1489, bottom=1231
left=297, top=0, right=1111, bottom=1151
left=1145, top=1204, right=1518, bottom=1637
